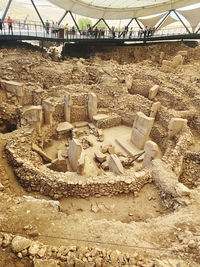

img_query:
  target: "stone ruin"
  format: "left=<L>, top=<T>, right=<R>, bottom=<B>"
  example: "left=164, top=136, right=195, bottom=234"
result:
left=0, top=79, right=191, bottom=204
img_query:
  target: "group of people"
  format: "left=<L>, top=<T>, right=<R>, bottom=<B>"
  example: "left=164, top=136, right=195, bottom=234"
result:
left=138, top=26, right=156, bottom=38
left=0, top=17, right=13, bottom=34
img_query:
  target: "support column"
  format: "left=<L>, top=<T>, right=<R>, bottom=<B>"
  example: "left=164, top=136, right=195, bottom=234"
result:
left=102, top=18, right=111, bottom=32
left=43, top=100, right=55, bottom=125
left=58, top=10, right=68, bottom=25
left=64, top=93, right=73, bottom=122
left=196, top=27, right=200, bottom=34
left=2, top=0, right=12, bottom=21
left=156, top=11, right=171, bottom=30
left=69, top=11, right=81, bottom=34
left=135, top=18, right=143, bottom=29
left=173, top=10, right=191, bottom=34
left=93, top=18, right=102, bottom=28
left=30, top=0, right=45, bottom=28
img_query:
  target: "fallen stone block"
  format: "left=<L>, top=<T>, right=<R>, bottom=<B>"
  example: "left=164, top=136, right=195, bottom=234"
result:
left=172, top=54, right=183, bottom=68
left=109, top=154, right=124, bottom=175
left=19, top=196, right=61, bottom=211
left=32, top=143, right=52, bottom=163
left=168, top=118, right=187, bottom=138
left=175, top=183, right=190, bottom=197
left=56, top=122, right=74, bottom=134
left=95, top=151, right=107, bottom=163
left=11, top=236, right=31, bottom=253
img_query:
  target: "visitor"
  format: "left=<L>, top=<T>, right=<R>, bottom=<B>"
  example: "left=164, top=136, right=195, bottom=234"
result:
left=111, top=26, right=115, bottom=39
left=94, top=27, right=98, bottom=39
left=0, top=19, right=3, bottom=34
left=51, top=21, right=56, bottom=36
left=65, top=23, right=68, bottom=37
left=143, top=26, right=148, bottom=38
left=7, top=16, right=13, bottom=35
left=129, top=27, right=133, bottom=39
left=45, top=20, right=50, bottom=34
left=71, top=26, right=75, bottom=36
left=55, top=22, right=59, bottom=37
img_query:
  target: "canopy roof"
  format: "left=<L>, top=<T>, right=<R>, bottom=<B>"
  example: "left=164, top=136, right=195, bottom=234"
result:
left=48, top=0, right=200, bottom=19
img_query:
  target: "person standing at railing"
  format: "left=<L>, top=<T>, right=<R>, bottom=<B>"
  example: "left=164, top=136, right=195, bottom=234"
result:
left=51, top=21, right=56, bottom=36
left=65, top=23, right=68, bottom=38
left=45, top=20, right=50, bottom=34
left=7, top=16, right=13, bottom=35
left=0, top=19, right=4, bottom=34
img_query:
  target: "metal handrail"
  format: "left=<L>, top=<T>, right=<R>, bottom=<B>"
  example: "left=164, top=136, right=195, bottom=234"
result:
left=0, top=20, right=199, bottom=40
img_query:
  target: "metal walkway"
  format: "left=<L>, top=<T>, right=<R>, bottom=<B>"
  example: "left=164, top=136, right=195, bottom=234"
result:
left=0, top=24, right=200, bottom=46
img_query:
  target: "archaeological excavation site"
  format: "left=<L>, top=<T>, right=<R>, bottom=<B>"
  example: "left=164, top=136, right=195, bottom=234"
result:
left=0, top=40, right=199, bottom=267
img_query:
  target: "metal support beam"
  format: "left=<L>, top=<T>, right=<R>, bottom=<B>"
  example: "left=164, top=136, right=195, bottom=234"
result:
left=58, top=11, right=68, bottom=25
left=30, top=0, right=45, bottom=28
left=2, top=0, right=12, bottom=21
left=93, top=18, right=102, bottom=29
left=135, top=18, right=143, bottom=29
left=196, top=27, right=200, bottom=34
left=126, top=18, right=134, bottom=28
left=69, top=11, right=81, bottom=34
left=173, top=10, right=191, bottom=34
left=102, top=18, right=111, bottom=32
left=156, top=10, right=171, bottom=30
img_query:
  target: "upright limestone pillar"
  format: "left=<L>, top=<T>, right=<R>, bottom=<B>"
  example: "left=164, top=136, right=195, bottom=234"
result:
left=68, top=139, right=82, bottom=172
left=43, top=100, right=55, bottom=125
left=142, top=141, right=158, bottom=168
left=88, top=92, right=97, bottom=121
left=131, top=112, right=154, bottom=149
left=64, top=93, right=73, bottom=122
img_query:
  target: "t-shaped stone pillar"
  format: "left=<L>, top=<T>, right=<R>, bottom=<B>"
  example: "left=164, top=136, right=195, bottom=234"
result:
left=88, top=92, right=97, bottom=121
left=42, top=99, right=55, bottom=125
left=142, top=141, right=158, bottom=168
left=64, top=93, right=73, bottom=122
left=131, top=112, right=154, bottom=149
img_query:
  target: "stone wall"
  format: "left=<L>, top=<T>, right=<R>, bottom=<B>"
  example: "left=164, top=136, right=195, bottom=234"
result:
left=0, top=232, right=154, bottom=266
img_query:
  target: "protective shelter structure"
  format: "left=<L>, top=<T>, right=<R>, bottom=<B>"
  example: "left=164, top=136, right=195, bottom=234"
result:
left=1, top=0, right=200, bottom=34
left=48, top=0, right=200, bottom=19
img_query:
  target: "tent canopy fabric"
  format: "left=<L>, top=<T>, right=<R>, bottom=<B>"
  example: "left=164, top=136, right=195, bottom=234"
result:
left=177, top=8, right=200, bottom=32
left=48, top=0, right=200, bottom=20
left=158, top=15, right=179, bottom=30
left=138, top=13, right=167, bottom=28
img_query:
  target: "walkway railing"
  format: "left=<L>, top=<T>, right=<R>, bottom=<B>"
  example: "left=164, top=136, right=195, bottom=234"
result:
left=0, top=21, right=199, bottom=42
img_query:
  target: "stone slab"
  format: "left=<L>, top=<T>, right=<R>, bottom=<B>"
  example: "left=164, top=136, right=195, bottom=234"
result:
left=93, top=114, right=109, bottom=121
left=109, top=154, right=124, bottom=175
left=56, top=122, right=74, bottom=134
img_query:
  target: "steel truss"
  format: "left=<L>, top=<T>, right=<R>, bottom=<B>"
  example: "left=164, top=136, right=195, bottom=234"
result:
left=1, top=1, right=199, bottom=36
